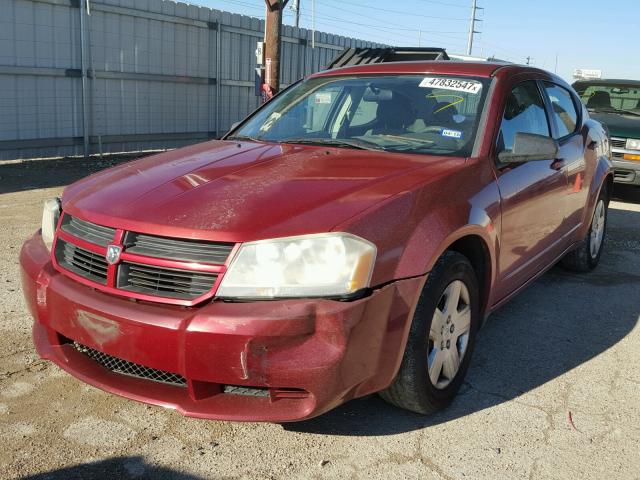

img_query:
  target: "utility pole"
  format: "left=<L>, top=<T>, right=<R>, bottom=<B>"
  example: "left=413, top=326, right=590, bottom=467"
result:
left=526, top=56, right=531, bottom=66
left=292, top=0, right=300, bottom=28
left=263, top=0, right=289, bottom=97
left=466, top=0, right=482, bottom=56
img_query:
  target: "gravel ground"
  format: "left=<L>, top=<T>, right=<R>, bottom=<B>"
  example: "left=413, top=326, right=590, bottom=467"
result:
left=1, top=158, right=639, bottom=480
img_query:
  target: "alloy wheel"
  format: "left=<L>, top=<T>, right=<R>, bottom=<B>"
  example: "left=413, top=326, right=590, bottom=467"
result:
left=590, top=199, right=606, bottom=259
left=428, top=280, right=472, bottom=389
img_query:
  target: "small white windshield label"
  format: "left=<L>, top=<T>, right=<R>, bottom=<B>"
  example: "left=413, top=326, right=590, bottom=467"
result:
left=314, top=92, right=332, bottom=104
left=419, top=77, right=482, bottom=94
left=441, top=128, right=463, bottom=139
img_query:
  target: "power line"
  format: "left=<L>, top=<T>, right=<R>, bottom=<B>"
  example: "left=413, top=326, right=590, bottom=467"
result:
left=203, top=0, right=469, bottom=51
left=416, top=0, right=470, bottom=8
left=322, top=0, right=468, bottom=22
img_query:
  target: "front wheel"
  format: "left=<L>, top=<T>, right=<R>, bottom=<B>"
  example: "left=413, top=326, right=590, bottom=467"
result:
left=379, top=251, right=480, bottom=415
left=560, top=186, right=609, bottom=272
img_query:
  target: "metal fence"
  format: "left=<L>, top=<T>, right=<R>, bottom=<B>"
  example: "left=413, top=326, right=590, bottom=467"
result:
left=0, top=0, right=382, bottom=160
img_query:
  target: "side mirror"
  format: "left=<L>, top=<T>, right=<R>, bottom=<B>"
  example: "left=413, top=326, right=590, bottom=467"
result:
left=498, top=132, right=559, bottom=164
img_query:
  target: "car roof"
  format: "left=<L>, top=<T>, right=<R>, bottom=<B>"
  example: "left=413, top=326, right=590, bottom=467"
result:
left=310, top=61, right=536, bottom=79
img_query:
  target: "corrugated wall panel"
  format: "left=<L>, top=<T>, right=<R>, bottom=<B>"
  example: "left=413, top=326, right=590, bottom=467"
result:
left=0, top=0, right=383, bottom=160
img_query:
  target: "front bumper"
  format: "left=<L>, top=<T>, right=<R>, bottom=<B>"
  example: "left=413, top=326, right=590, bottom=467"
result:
left=20, top=233, right=425, bottom=422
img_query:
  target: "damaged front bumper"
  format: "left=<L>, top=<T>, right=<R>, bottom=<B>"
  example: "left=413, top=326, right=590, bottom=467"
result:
left=20, top=233, right=425, bottom=422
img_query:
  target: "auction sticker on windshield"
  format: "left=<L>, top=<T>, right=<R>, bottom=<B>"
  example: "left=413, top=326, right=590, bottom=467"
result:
left=419, top=77, right=482, bottom=94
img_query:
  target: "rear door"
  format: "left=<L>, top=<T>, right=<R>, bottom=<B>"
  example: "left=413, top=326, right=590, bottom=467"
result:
left=494, top=80, right=568, bottom=300
left=540, top=81, right=589, bottom=230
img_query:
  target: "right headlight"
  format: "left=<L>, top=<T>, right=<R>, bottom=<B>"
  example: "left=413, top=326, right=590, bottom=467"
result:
left=41, top=198, right=61, bottom=251
left=626, top=138, right=640, bottom=151
left=216, top=233, right=376, bottom=299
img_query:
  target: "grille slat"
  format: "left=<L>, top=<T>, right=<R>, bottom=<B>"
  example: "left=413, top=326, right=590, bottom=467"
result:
left=118, top=262, right=218, bottom=299
left=61, top=215, right=116, bottom=246
left=73, top=342, right=186, bottom=387
left=125, top=232, right=233, bottom=264
left=56, top=214, right=231, bottom=302
left=611, top=137, right=627, bottom=150
left=55, top=240, right=108, bottom=285
left=63, top=245, right=108, bottom=270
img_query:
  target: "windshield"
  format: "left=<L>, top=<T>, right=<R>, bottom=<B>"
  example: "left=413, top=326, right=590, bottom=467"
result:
left=229, top=75, right=490, bottom=156
left=575, top=83, right=640, bottom=115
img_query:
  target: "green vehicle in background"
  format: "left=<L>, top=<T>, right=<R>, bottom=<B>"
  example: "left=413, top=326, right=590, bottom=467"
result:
left=573, top=79, right=640, bottom=186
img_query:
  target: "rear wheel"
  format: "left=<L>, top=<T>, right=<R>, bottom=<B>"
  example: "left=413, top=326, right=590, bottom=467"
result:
left=560, top=186, right=609, bottom=272
left=380, top=251, right=480, bottom=414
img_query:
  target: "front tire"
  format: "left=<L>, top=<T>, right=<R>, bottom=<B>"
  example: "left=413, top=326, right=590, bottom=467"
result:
left=560, top=185, right=609, bottom=272
left=380, top=251, right=481, bottom=415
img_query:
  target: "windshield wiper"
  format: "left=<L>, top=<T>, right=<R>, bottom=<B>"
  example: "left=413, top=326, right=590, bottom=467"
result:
left=226, top=134, right=263, bottom=142
left=277, top=138, right=384, bottom=151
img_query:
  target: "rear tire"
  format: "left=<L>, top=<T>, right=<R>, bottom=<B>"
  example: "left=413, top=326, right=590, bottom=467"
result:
left=560, top=185, right=609, bottom=272
left=380, top=251, right=481, bottom=415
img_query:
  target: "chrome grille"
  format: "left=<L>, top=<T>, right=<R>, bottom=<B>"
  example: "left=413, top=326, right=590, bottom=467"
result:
left=55, top=239, right=108, bottom=284
left=124, top=232, right=233, bottom=264
left=117, top=262, right=218, bottom=300
left=611, top=137, right=627, bottom=150
left=73, top=342, right=186, bottom=387
left=61, top=214, right=116, bottom=246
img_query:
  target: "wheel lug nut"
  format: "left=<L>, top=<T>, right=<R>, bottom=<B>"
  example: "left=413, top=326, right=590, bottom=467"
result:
left=440, top=342, right=444, bottom=350
left=450, top=325, right=455, bottom=333
left=446, top=340, right=451, bottom=348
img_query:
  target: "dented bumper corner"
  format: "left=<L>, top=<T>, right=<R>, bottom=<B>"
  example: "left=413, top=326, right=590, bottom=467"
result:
left=21, top=233, right=425, bottom=422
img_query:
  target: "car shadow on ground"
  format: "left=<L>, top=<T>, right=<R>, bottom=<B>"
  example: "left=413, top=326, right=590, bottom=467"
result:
left=286, top=204, right=640, bottom=436
left=0, top=155, right=142, bottom=195
left=19, top=456, right=205, bottom=480
left=612, top=184, right=640, bottom=204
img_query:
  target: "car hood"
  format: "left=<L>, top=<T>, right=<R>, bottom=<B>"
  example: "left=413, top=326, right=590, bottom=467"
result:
left=590, top=112, right=640, bottom=139
left=62, top=140, right=459, bottom=242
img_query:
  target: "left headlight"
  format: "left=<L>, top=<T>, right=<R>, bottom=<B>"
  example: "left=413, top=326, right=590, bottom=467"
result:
left=217, top=233, right=377, bottom=299
left=41, top=198, right=61, bottom=251
left=626, top=138, right=640, bottom=151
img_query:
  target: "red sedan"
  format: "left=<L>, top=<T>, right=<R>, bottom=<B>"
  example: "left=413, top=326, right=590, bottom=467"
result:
left=20, top=61, right=612, bottom=421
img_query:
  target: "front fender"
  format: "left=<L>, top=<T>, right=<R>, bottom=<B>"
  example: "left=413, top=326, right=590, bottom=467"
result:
left=337, top=159, right=501, bottom=295
left=578, top=148, right=612, bottom=239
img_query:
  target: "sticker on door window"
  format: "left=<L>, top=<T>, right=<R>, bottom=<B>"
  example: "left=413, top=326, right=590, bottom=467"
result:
left=419, top=77, right=482, bottom=94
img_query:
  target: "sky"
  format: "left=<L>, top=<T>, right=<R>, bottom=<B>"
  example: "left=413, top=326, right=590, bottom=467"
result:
left=197, top=0, right=640, bottom=83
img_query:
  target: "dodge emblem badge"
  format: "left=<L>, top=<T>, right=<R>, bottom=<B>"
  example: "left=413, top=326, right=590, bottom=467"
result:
left=105, top=244, right=122, bottom=265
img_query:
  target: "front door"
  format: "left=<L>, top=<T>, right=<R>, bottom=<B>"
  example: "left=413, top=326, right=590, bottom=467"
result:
left=494, top=80, right=568, bottom=300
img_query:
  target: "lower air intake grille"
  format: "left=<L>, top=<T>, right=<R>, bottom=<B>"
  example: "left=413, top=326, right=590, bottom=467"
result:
left=55, top=239, right=108, bottom=285
left=117, top=262, right=218, bottom=300
left=223, top=385, right=270, bottom=397
left=73, top=342, right=186, bottom=387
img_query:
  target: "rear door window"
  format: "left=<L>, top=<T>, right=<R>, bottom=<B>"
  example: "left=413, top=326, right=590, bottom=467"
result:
left=542, top=83, right=579, bottom=139
left=498, top=81, right=551, bottom=153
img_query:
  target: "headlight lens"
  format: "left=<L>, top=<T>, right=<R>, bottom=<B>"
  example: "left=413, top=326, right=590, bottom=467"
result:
left=626, top=138, right=640, bottom=150
left=41, top=198, right=61, bottom=251
left=217, top=233, right=376, bottom=299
